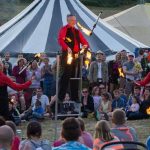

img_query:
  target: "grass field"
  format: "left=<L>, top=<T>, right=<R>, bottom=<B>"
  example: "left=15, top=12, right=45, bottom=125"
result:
left=18, top=118, right=150, bottom=144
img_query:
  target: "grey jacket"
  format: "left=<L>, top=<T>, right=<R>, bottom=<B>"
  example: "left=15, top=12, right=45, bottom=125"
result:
left=88, top=61, right=108, bottom=83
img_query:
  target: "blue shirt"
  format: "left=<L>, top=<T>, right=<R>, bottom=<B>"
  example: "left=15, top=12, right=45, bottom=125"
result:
left=146, top=136, right=150, bottom=150
left=53, top=141, right=91, bottom=150
left=112, top=97, right=125, bottom=111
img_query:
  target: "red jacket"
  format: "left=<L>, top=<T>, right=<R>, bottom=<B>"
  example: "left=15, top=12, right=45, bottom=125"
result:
left=0, top=71, right=31, bottom=91
left=58, top=24, right=89, bottom=53
left=138, top=72, right=150, bottom=86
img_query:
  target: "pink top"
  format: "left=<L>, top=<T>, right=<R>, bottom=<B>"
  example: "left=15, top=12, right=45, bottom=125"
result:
left=53, top=139, right=65, bottom=147
left=11, top=136, right=20, bottom=150
left=81, top=131, right=93, bottom=149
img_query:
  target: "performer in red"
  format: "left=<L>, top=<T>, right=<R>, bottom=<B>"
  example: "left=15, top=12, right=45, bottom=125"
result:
left=0, top=61, right=33, bottom=119
left=58, top=14, right=89, bottom=101
left=135, top=72, right=150, bottom=86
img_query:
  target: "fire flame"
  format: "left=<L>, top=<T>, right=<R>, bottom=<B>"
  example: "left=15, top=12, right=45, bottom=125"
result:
left=146, top=107, right=150, bottom=115
left=67, top=53, right=73, bottom=65
left=77, top=22, right=92, bottom=36
left=85, top=60, right=90, bottom=69
left=118, top=67, right=125, bottom=78
left=35, top=53, right=41, bottom=58
left=86, top=51, right=92, bottom=60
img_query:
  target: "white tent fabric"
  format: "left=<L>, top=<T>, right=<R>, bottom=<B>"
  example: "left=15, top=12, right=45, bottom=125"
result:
left=104, top=4, right=150, bottom=47
left=0, top=0, right=148, bottom=56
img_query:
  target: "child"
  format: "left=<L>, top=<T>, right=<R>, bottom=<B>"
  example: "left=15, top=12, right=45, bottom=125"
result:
left=92, top=86, right=101, bottom=112
left=8, top=101, right=21, bottom=126
left=93, top=120, right=123, bottom=150
left=61, top=93, right=76, bottom=114
left=32, top=100, right=44, bottom=120
left=126, top=96, right=140, bottom=120
left=134, top=58, right=143, bottom=80
left=96, top=93, right=111, bottom=121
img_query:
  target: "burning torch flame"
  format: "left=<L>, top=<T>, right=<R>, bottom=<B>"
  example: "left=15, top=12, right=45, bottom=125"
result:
left=35, top=53, right=41, bottom=58
left=118, top=68, right=125, bottom=78
left=146, top=107, right=150, bottom=115
left=67, top=53, right=73, bottom=65
left=86, top=51, right=92, bottom=60
left=77, top=22, right=92, bottom=36
left=85, top=60, right=90, bottom=69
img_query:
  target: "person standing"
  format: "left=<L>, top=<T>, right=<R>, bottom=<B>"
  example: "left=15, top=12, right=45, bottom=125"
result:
left=58, top=14, right=89, bottom=101
left=0, top=61, right=33, bottom=119
left=89, top=51, right=108, bottom=88
left=123, top=53, right=139, bottom=97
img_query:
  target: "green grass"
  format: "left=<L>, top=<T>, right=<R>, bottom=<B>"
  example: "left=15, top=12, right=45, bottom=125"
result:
left=18, top=118, right=150, bottom=143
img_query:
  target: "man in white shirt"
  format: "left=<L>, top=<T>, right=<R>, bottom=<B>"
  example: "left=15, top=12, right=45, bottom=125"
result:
left=21, top=88, right=50, bottom=120
left=31, top=87, right=50, bottom=113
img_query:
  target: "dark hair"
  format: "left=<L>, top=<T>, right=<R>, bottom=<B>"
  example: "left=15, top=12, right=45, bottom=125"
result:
left=77, top=118, right=85, bottom=131
left=112, top=109, right=126, bottom=125
left=139, top=49, right=144, bottom=55
left=27, top=121, right=42, bottom=139
left=0, top=116, right=5, bottom=127
left=61, top=117, right=81, bottom=141
left=35, top=100, right=41, bottom=106
left=134, top=86, right=141, bottom=90
left=6, top=121, right=16, bottom=134
left=67, top=14, right=76, bottom=18
left=102, top=93, right=110, bottom=100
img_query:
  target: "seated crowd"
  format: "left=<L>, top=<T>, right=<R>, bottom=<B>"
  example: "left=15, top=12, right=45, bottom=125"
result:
left=0, top=49, right=149, bottom=149
left=0, top=109, right=150, bottom=149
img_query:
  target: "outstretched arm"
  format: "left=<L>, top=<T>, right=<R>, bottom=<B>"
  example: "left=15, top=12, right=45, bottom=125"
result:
left=2, top=73, right=32, bottom=91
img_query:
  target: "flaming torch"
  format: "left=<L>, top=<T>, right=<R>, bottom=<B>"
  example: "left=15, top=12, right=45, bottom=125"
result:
left=118, top=67, right=125, bottom=78
left=146, top=107, right=150, bottom=115
left=19, top=53, right=41, bottom=74
left=67, top=52, right=73, bottom=65
left=77, top=12, right=102, bottom=36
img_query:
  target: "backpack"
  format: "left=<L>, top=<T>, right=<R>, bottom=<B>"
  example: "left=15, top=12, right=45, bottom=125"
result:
left=30, top=140, right=51, bottom=150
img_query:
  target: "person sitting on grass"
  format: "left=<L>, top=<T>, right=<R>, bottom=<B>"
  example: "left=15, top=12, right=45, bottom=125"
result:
left=6, top=121, right=20, bottom=150
left=111, top=109, right=138, bottom=149
left=19, top=121, right=51, bottom=150
left=77, top=118, right=93, bottom=149
left=93, top=120, right=123, bottom=150
left=81, top=88, right=94, bottom=118
left=61, top=93, right=76, bottom=114
left=32, top=100, right=44, bottom=120
left=53, top=117, right=91, bottom=150
left=112, top=90, right=126, bottom=111
left=126, top=96, right=140, bottom=120
left=0, top=125, right=14, bottom=150
left=8, top=100, right=21, bottom=126
left=96, top=93, right=111, bottom=121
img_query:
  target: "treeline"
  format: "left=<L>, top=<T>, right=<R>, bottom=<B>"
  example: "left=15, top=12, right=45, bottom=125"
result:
left=80, top=0, right=150, bottom=7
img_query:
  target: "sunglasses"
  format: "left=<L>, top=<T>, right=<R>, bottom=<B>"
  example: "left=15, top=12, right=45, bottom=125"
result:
left=82, top=91, right=88, bottom=93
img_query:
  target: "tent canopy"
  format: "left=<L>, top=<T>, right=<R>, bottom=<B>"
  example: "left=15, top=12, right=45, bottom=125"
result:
left=104, top=4, right=150, bottom=47
left=0, top=0, right=148, bottom=57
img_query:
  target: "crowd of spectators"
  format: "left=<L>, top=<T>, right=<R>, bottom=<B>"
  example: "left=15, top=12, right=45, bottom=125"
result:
left=0, top=48, right=150, bottom=149
left=0, top=110, right=150, bottom=149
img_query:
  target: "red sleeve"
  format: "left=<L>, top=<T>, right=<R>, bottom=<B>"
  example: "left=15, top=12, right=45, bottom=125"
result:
left=79, top=30, right=89, bottom=47
left=58, top=26, right=69, bottom=51
left=3, top=75, right=31, bottom=91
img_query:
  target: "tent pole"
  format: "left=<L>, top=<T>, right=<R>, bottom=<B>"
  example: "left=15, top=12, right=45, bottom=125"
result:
left=54, top=52, right=60, bottom=140
left=79, top=54, right=83, bottom=114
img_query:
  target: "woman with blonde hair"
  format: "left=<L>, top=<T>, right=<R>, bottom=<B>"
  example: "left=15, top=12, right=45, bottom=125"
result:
left=93, top=120, right=123, bottom=150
